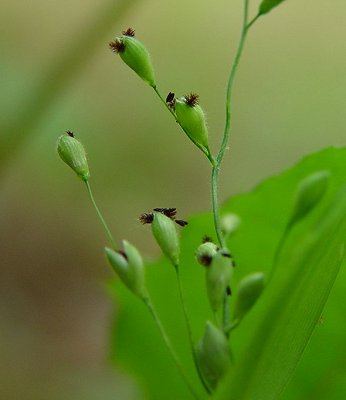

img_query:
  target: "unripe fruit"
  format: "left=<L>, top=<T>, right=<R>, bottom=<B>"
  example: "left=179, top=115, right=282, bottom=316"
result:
left=175, top=94, right=209, bottom=151
left=151, top=211, right=180, bottom=266
left=289, top=170, right=330, bottom=227
left=57, top=132, right=90, bottom=181
left=232, top=272, right=266, bottom=323
left=195, top=321, right=231, bottom=391
left=105, top=240, right=147, bottom=299
left=109, top=28, right=156, bottom=87
left=221, top=213, right=241, bottom=237
left=195, top=242, right=219, bottom=266
left=206, top=252, right=233, bottom=313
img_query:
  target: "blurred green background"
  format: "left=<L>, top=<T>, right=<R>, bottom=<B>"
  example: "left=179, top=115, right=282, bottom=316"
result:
left=0, top=0, right=345, bottom=399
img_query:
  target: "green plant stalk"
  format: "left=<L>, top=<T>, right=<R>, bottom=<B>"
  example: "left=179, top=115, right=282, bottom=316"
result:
left=268, top=222, right=291, bottom=282
left=212, top=0, right=251, bottom=247
left=174, top=265, right=212, bottom=394
left=143, top=296, right=202, bottom=400
left=223, top=292, right=231, bottom=338
left=211, top=0, right=256, bottom=330
left=85, top=180, right=117, bottom=249
left=175, top=266, right=195, bottom=350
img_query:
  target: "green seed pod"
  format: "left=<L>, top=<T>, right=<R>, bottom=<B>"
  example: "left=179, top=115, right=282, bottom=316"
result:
left=151, top=211, right=180, bottom=266
left=57, top=132, right=90, bottom=182
left=109, top=28, right=156, bottom=87
left=221, top=213, right=241, bottom=237
left=195, top=242, right=218, bottom=266
left=195, top=321, right=231, bottom=391
left=105, top=241, right=148, bottom=299
left=206, top=252, right=233, bottom=313
left=289, top=170, right=330, bottom=227
left=232, top=272, right=266, bottom=323
left=175, top=94, right=209, bottom=151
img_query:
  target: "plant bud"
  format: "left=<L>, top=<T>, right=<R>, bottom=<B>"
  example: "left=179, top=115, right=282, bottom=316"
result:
left=105, top=241, right=147, bottom=299
left=195, top=321, right=231, bottom=391
left=175, top=94, right=209, bottom=151
left=195, top=242, right=218, bottom=266
left=232, top=272, right=266, bottom=323
left=151, top=211, right=180, bottom=266
left=221, top=213, right=241, bottom=237
left=289, top=170, right=330, bottom=227
left=57, top=132, right=90, bottom=181
left=206, top=252, right=233, bottom=313
left=109, top=28, right=156, bottom=87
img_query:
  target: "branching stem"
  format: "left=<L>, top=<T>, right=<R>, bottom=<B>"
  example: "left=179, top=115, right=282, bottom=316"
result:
left=210, top=0, right=257, bottom=331
left=211, top=0, right=252, bottom=249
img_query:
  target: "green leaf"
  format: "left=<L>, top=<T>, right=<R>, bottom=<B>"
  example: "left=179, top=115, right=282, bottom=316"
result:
left=216, top=186, right=346, bottom=400
left=259, top=0, right=287, bottom=16
left=108, top=147, right=346, bottom=400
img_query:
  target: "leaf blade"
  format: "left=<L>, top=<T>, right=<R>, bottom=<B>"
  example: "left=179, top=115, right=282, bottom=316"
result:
left=259, top=0, right=287, bottom=15
left=216, top=187, right=346, bottom=399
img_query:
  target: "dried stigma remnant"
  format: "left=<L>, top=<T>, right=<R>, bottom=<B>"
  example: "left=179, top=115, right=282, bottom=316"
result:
left=202, top=235, right=214, bottom=244
left=166, top=92, right=176, bottom=108
left=184, top=93, right=199, bottom=107
left=139, top=212, right=154, bottom=224
left=154, top=207, right=177, bottom=219
left=66, top=130, right=74, bottom=137
left=139, top=208, right=188, bottom=227
left=175, top=219, right=188, bottom=227
left=122, top=27, right=135, bottom=37
left=108, top=39, right=125, bottom=53
left=109, top=28, right=135, bottom=53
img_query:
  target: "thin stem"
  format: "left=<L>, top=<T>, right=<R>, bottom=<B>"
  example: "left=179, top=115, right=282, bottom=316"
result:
left=175, top=266, right=195, bottom=350
left=247, top=13, right=261, bottom=30
left=143, top=296, right=202, bottom=400
left=217, top=0, right=250, bottom=166
left=224, top=320, right=240, bottom=336
left=211, top=164, right=226, bottom=248
left=152, top=86, right=214, bottom=165
left=85, top=180, right=116, bottom=249
left=210, top=0, right=258, bottom=335
left=222, top=291, right=231, bottom=336
left=211, top=0, right=258, bottom=248
left=153, top=86, right=177, bottom=118
left=175, top=266, right=212, bottom=395
left=268, top=223, right=291, bottom=282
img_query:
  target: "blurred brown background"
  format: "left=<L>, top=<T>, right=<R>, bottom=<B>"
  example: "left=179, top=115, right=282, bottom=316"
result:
left=1, top=0, right=345, bottom=398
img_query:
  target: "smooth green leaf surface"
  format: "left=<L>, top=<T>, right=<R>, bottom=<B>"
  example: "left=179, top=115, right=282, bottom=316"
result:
left=259, top=0, right=287, bottom=15
left=216, top=186, right=346, bottom=400
left=109, top=147, right=346, bottom=400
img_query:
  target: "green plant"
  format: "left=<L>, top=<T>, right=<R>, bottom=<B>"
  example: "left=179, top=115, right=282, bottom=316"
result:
left=57, top=1, right=346, bottom=399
